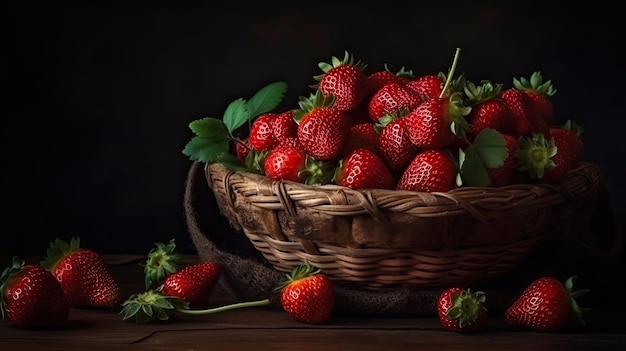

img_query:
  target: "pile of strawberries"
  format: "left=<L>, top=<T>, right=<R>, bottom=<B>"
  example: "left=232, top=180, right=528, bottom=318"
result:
left=228, top=49, right=583, bottom=191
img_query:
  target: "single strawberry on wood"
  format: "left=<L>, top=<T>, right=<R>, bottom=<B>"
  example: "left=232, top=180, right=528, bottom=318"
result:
left=160, top=261, right=221, bottom=309
left=505, top=276, right=590, bottom=331
left=437, top=287, right=488, bottom=333
left=40, top=237, right=122, bottom=309
left=1, top=257, right=70, bottom=329
left=274, top=261, right=335, bottom=324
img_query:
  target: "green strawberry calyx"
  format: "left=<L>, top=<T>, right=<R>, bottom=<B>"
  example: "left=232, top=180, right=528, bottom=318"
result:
left=513, top=71, right=557, bottom=97
left=273, top=261, right=320, bottom=292
left=565, top=276, right=591, bottom=326
left=445, top=289, right=487, bottom=328
left=515, top=133, right=557, bottom=179
left=40, top=237, right=82, bottom=271
left=181, top=81, right=288, bottom=170
left=310, top=50, right=368, bottom=88
left=0, top=257, right=26, bottom=320
left=140, top=239, right=182, bottom=290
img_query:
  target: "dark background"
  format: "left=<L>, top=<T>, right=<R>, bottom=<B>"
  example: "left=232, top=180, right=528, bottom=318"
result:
left=2, top=1, right=624, bottom=257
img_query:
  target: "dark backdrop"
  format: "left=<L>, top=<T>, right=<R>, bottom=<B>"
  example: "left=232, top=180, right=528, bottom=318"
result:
left=2, top=1, right=624, bottom=256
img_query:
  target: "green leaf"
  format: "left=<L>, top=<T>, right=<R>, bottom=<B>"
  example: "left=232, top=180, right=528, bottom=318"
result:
left=471, top=128, right=507, bottom=169
left=459, top=146, right=490, bottom=187
left=222, top=98, right=249, bottom=133
left=182, top=136, right=231, bottom=162
left=189, top=117, right=230, bottom=139
left=246, top=81, right=288, bottom=118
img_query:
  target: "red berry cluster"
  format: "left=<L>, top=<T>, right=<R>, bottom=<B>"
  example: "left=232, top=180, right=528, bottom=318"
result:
left=238, top=50, right=583, bottom=191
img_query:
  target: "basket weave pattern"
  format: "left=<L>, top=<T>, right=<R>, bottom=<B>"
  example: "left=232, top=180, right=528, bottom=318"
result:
left=205, top=162, right=601, bottom=289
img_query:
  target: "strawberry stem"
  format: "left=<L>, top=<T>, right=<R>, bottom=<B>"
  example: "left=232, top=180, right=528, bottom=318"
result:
left=439, top=47, right=461, bottom=99
left=176, top=298, right=271, bottom=315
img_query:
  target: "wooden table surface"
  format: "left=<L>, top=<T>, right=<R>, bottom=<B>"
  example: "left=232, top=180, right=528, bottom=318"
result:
left=1, top=255, right=625, bottom=351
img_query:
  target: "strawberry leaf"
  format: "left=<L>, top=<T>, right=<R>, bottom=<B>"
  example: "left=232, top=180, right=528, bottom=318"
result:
left=182, top=136, right=230, bottom=162
left=472, top=128, right=507, bottom=169
left=222, top=98, right=249, bottom=134
left=459, top=146, right=490, bottom=187
left=246, top=81, right=287, bottom=118
left=189, top=117, right=229, bottom=138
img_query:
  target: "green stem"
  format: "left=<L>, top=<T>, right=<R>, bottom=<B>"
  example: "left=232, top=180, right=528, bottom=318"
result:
left=176, top=298, right=271, bottom=315
left=439, top=47, right=461, bottom=99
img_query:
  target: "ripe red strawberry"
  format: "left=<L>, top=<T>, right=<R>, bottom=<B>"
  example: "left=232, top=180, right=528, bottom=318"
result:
left=274, top=261, right=335, bottom=324
left=396, top=149, right=459, bottom=192
left=464, top=80, right=516, bottom=138
left=505, top=276, right=590, bottom=331
left=333, top=148, right=395, bottom=190
left=512, top=71, right=557, bottom=124
left=312, top=51, right=369, bottom=112
left=249, top=113, right=279, bottom=152
left=404, top=93, right=470, bottom=149
left=437, top=287, right=488, bottom=333
left=161, top=261, right=221, bottom=309
left=367, top=82, right=421, bottom=122
left=405, top=73, right=445, bottom=102
left=271, top=109, right=298, bottom=143
left=501, top=87, right=550, bottom=138
left=367, top=65, right=414, bottom=93
left=341, top=122, right=381, bottom=157
left=234, top=138, right=251, bottom=163
left=1, top=257, right=70, bottom=329
left=263, top=138, right=308, bottom=183
left=41, top=237, right=122, bottom=309
left=294, top=90, right=351, bottom=161
left=378, top=117, right=420, bottom=174
left=486, top=133, right=519, bottom=186
left=550, top=120, right=584, bottom=164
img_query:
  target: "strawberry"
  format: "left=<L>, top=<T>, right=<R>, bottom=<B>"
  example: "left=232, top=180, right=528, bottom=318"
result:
left=464, top=80, right=517, bottom=138
left=274, top=261, right=335, bottom=324
left=404, top=92, right=470, bottom=149
left=378, top=116, right=420, bottom=174
left=294, top=90, right=351, bottom=161
left=501, top=86, right=550, bottom=138
left=404, top=73, right=445, bottom=102
left=271, top=109, right=298, bottom=143
left=249, top=112, right=279, bottom=152
left=333, top=148, right=395, bottom=190
left=367, top=64, right=414, bottom=92
left=234, top=138, right=251, bottom=163
left=512, top=71, right=557, bottom=125
left=437, top=287, right=488, bottom=333
left=41, top=237, right=122, bottom=309
left=160, top=261, right=221, bottom=309
left=396, top=148, right=459, bottom=192
left=263, top=138, right=334, bottom=185
left=367, top=82, right=421, bottom=122
left=1, top=257, right=70, bottom=329
left=505, top=276, right=590, bottom=331
left=341, top=122, right=381, bottom=157
left=551, top=119, right=584, bottom=164
left=311, top=50, right=369, bottom=112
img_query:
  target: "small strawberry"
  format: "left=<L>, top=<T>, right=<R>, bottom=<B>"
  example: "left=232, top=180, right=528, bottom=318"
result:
left=505, top=276, right=590, bottom=331
left=294, top=90, right=351, bottom=161
left=249, top=112, right=279, bottom=152
left=367, top=64, right=414, bottom=92
left=367, top=82, right=421, bottom=122
left=512, top=71, right=557, bottom=125
left=404, top=92, right=471, bottom=149
left=311, top=50, right=369, bottom=112
left=464, top=80, right=517, bottom=138
left=333, top=148, right=395, bottom=190
left=340, top=122, right=381, bottom=157
left=404, top=73, right=445, bottom=102
left=160, top=261, right=221, bottom=309
left=274, top=261, right=335, bottom=324
left=263, top=138, right=335, bottom=185
left=41, top=237, right=122, bottom=309
left=437, top=287, right=488, bottom=333
left=378, top=116, right=420, bottom=174
left=1, top=257, right=70, bottom=329
left=396, top=148, right=459, bottom=192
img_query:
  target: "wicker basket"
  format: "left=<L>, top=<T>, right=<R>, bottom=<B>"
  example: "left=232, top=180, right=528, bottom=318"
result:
left=202, top=161, right=602, bottom=289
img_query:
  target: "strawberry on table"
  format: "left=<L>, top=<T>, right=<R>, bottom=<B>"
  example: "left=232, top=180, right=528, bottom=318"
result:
left=437, top=287, right=488, bottom=333
left=274, top=261, right=335, bottom=324
left=40, top=237, right=122, bottom=309
left=1, top=257, right=70, bottom=329
left=505, top=276, right=590, bottom=331
left=160, top=261, right=221, bottom=309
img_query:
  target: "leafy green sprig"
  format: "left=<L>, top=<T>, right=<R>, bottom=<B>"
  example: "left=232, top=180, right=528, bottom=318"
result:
left=182, top=81, right=288, bottom=171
